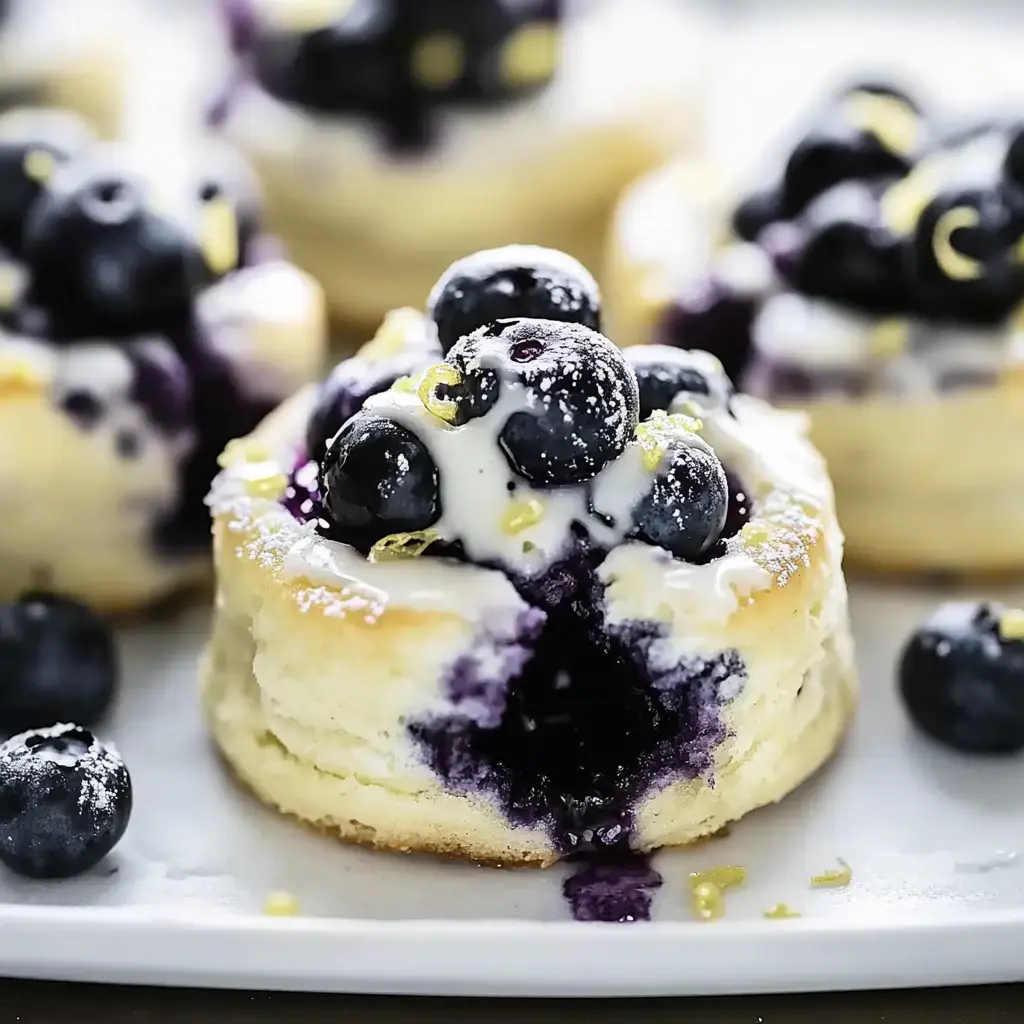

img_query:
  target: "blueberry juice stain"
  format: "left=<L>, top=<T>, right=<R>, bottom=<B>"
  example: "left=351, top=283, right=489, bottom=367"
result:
left=409, top=544, right=743, bottom=923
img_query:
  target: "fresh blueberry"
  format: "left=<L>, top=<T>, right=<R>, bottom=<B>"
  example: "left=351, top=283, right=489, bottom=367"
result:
left=446, top=318, right=638, bottom=487
left=906, top=186, right=1024, bottom=325
left=1001, top=125, right=1024, bottom=205
left=24, top=148, right=208, bottom=338
left=0, top=593, right=118, bottom=736
left=780, top=82, right=920, bottom=217
left=784, top=180, right=910, bottom=313
left=320, top=412, right=442, bottom=553
left=306, top=348, right=437, bottom=463
left=899, top=602, right=1024, bottom=754
left=0, top=108, right=95, bottom=257
left=630, top=440, right=728, bottom=561
left=0, top=724, right=131, bottom=879
left=720, top=467, right=753, bottom=539
left=428, top=246, right=601, bottom=356
left=732, top=189, right=784, bottom=243
left=624, top=345, right=732, bottom=420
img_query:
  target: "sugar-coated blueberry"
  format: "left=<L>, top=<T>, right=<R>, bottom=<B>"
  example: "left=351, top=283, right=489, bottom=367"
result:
left=320, top=412, right=442, bottom=553
left=306, top=348, right=437, bottom=463
left=899, top=602, right=1024, bottom=754
left=428, top=246, right=601, bottom=356
left=24, top=149, right=208, bottom=338
left=0, top=108, right=95, bottom=257
left=630, top=440, right=728, bottom=561
left=0, top=724, right=132, bottom=879
left=0, top=593, right=118, bottom=736
left=624, top=345, right=732, bottom=420
left=447, top=318, right=638, bottom=487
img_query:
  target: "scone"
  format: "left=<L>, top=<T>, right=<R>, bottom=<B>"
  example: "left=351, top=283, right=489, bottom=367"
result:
left=0, top=0, right=134, bottom=135
left=208, top=0, right=705, bottom=331
left=0, top=108, right=326, bottom=614
left=605, top=81, right=1024, bottom=576
left=202, top=246, right=856, bottom=866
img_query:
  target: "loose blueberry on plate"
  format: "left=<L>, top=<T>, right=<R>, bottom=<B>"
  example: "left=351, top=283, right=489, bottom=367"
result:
left=0, top=724, right=132, bottom=879
left=24, top=151, right=208, bottom=338
left=428, top=246, right=601, bottom=355
left=629, top=438, right=728, bottom=561
left=0, top=108, right=95, bottom=257
left=624, top=345, right=732, bottom=420
left=0, top=592, right=118, bottom=735
left=899, top=602, right=1024, bottom=754
left=446, top=318, right=638, bottom=486
left=320, top=411, right=442, bottom=553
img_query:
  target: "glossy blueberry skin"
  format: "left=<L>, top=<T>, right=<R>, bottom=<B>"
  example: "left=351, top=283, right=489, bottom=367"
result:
left=0, top=725, right=132, bottom=879
left=0, top=109, right=95, bottom=257
left=320, top=412, right=442, bottom=553
left=429, top=246, right=601, bottom=356
left=899, top=603, right=1024, bottom=755
left=630, top=442, right=728, bottom=561
left=0, top=593, right=118, bottom=736
left=24, top=158, right=209, bottom=339
left=907, top=187, right=1024, bottom=325
left=447, top=318, right=638, bottom=487
left=306, top=348, right=437, bottom=463
left=624, top=345, right=732, bottom=421
left=784, top=181, right=910, bottom=314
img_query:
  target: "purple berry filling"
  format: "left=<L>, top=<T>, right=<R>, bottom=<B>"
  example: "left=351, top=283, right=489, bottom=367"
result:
left=563, top=852, right=664, bottom=923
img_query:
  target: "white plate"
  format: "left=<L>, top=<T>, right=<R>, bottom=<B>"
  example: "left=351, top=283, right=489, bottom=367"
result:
left=0, top=579, right=1022, bottom=997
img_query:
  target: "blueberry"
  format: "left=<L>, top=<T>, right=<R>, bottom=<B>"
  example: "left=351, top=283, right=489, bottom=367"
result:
left=624, top=345, right=732, bottom=420
left=906, top=187, right=1024, bottom=324
left=780, top=82, right=920, bottom=218
left=0, top=108, right=95, bottom=257
left=899, top=602, right=1024, bottom=754
left=24, top=149, right=208, bottom=338
left=446, top=318, right=638, bottom=487
left=785, top=181, right=910, bottom=313
left=320, top=412, right=442, bottom=553
left=428, top=246, right=601, bottom=356
left=0, top=593, right=118, bottom=736
left=125, top=338, right=194, bottom=437
left=306, top=347, right=437, bottom=463
left=0, top=724, right=131, bottom=879
left=732, top=189, right=784, bottom=243
left=1001, top=125, right=1024, bottom=203
left=630, top=440, right=728, bottom=561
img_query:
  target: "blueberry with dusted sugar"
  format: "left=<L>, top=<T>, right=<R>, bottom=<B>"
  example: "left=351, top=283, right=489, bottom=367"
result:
left=0, top=107, right=95, bottom=257
left=442, top=318, right=638, bottom=486
left=320, top=411, right=442, bottom=554
left=625, top=345, right=732, bottom=420
left=0, top=724, right=131, bottom=879
left=428, top=245, right=601, bottom=356
left=899, top=602, right=1024, bottom=754
left=0, top=592, right=118, bottom=735
left=628, top=417, right=728, bottom=561
left=24, top=149, right=209, bottom=338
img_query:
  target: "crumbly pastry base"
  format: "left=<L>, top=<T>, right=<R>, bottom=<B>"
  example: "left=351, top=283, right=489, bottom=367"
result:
left=201, top=389, right=857, bottom=865
left=604, top=157, right=1024, bottom=576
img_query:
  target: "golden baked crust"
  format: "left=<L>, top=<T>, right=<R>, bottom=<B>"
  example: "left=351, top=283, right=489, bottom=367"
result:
left=202, top=385, right=857, bottom=865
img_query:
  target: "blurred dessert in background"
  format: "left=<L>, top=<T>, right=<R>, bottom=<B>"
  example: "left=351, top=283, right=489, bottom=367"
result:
left=0, top=0, right=135, bottom=135
left=208, top=0, right=707, bottom=332
left=0, top=107, right=326, bottom=614
left=605, top=81, right=1024, bottom=576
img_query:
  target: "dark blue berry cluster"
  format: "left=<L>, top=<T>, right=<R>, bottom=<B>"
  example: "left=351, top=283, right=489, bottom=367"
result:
left=0, top=595, right=130, bottom=879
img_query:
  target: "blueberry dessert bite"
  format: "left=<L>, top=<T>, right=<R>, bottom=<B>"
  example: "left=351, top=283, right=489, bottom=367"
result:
left=0, top=723, right=131, bottom=878
left=0, top=109, right=326, bottom=613
left=606, top=83, right=1024, bottom=575
left=0, top=592, right=117, bottom=735
left=210, top=0, right=705, bottom=330
left=900, top=603, right=1024, bottom=754
left=201, top=248, right=856, bottom=901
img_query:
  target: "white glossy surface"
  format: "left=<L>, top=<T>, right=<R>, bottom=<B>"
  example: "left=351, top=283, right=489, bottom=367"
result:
left=0, top=579, right=1021, bottom=995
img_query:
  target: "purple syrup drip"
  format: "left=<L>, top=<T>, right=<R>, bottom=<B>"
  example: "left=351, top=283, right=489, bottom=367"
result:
left=283, top=458, right=323, bottom=524
left=657, top=280, right=756, bottom=387
left=563, top=852, right=664, bottom=923
left=126, top=341, right=194, bottom=437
